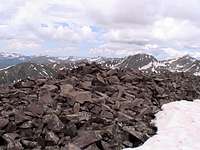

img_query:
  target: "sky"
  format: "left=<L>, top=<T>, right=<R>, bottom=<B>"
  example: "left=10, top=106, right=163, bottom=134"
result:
left=0, top=0, right=200, bottom=59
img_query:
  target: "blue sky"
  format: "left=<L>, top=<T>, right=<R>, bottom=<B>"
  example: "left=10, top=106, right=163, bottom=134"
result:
left=0, top=0, right=200, bottom=59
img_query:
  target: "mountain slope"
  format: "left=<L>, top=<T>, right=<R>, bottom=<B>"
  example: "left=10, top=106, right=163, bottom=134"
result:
left=118, top=54, right=158, bottom=69
left=160, top=55, right=196, bottom=72
left=0, top=62, right=57, bottom=84
left=0, top=52, right=31, bottom=69
left=128, top=54, right=200, bottom=75
left=0, top=52, right=200, bottom=76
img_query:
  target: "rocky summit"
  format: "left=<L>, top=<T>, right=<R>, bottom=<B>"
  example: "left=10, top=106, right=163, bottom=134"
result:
left=0, top=63, right=200, bottom=150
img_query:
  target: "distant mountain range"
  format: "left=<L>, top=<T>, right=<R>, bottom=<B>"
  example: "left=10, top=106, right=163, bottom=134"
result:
left=0, top=52, right=200, bottom=84
left=0, top=62, right=56, bottom=84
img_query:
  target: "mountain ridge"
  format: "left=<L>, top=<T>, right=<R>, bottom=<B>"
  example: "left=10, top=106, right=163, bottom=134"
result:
left=0, top=52, right=200, bottom=84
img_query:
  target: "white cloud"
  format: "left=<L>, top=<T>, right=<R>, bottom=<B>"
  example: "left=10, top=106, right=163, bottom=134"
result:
left=7, top=39, right=40, bottom=50
left=40, top=46, right=80, bottom=57
left=0, top=0, right=200, bottom=58
left=144, top=44, right=158, bottom=49
left=0, top=0, right=97, bottom=55
left=152, top=17, right=200, bottom=41
left=160, top=0, right=200, bottom=22
left=84, top=0, right=162, bottom=26
left=89, top=42, right=153, bottom=57
left=103, top=28, right=151, bottom=44
left=161, top=48, right=187, bottom=58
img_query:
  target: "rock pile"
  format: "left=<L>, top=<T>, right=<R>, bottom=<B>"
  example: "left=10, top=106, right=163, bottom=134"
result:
left=0, top=63, right=200, bottom=150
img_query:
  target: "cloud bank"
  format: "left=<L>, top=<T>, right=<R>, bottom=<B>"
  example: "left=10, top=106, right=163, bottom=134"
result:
left=0, top=0, right=200, bottom=58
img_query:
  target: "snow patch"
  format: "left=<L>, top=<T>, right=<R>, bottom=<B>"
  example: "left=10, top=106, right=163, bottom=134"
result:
left=184, top=64, right=196, bottom=72
left=140, top=61, right=166, bottom=71
left=42, top=69, right=49, bottom=76
left=140, top=62, right=153, bottom=70
left=33, top=67, right=37, bottom=71
left=0, top=52, right=22, bottom=58
left=194, top=72, right=200, bottom=76
left=0, top=65, right=14, bottom=71
left=53, top=64, right=57, bottom=68
left=87, top=57, right=102, bottom=62
left=48, top=59, right=56, bottom=63
left=165, top=58, right=179, bottom=64
left=176, top=64, right=184, bottom=68
left=124, top=100, right=200, bottom=150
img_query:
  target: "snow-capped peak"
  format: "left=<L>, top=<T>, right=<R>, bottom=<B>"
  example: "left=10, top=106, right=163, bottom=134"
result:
left=0, top=52, right=22, bottom=58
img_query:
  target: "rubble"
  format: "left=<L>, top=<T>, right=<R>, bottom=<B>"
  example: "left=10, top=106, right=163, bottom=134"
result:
left=0, top=63, right=199, bottom=149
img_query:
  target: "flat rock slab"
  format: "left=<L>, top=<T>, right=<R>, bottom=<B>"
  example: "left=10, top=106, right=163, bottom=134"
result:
left=72, top=131, right=102, bottom=149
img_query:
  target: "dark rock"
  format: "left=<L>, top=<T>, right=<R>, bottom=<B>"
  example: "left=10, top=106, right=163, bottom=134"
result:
left=67, top=143, right=81, bottom=150
left=107, top=75, right=120, bottom=84
left=7, top=140, right=23, bottom=150
left=45, top=146, right=60, bottom=150
left=41, top=84, right=58, bottom=92
left=26, top=103, right=44, bottom=117
left=0, top=118, right=9, bottom=129
left=0, top=63, right=199, bottom=149
left=14, top=110, right=30, bottom=124
left=72, top=131, right=102, bottom=149
left=3, top=133, right=22, bottom=150
left=60, top=84, right=74, bottom=97
left=45, top=131, right=59, bottom=144
left=96, top=73, right=106, bottom=84
left=63, top=112, right=91, bottom=123
left=73, top=103, right=80, bottom=114
left=32, top=146, right=42, bottom=150
left=74, top=91, right=92, bottom=104
left=39, top=89, right=54, bottom=105
left=19, top=120, right=33, bottom=129
left=84, top=143, right=100, bottom=150
left=43, top=114, right=64, bottom=132
left=100, top=110, right=113, bottom=120
left=21, top=80, right=36, bottom=88
left=64, top=123, right=77, bottom=138
left=80, top=81, right=91, bottom=90
left=21, top=140, right=38, bottom=148
left=122, top=126, right=145, bottom=142
left=2, top=133, right=19, bottom=142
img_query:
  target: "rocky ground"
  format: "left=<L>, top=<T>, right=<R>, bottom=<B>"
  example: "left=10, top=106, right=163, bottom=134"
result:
left=0, top=63, right=200, bottom=150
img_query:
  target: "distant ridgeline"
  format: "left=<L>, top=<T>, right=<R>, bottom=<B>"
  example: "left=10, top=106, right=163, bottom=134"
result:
left=0, top=52, right=200, bottom=84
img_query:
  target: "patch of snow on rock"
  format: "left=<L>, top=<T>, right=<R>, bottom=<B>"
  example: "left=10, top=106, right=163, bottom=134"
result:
left=153, top=61, right=166, bottom=67
left=48, top=59, right=56, bottom=63
left=140, top=62, right=153, bottom=70
left=0, top=52, right=22, bottom=58
left=165, top=57, right=179, bottom=64
left=124, top=100, right=200, bottom=150
left=0, top=65, right=14, bottom=71
left=194, top=72, right=200, bottom=76
left=140, top=61, right=166, bottom=71
left=184, top=64, right=196, bottom=72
